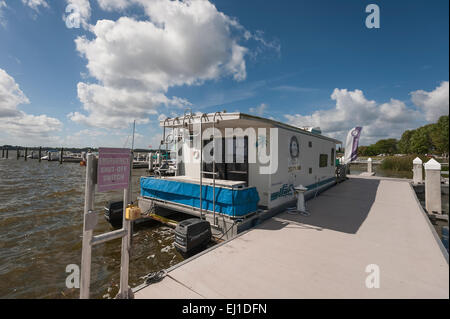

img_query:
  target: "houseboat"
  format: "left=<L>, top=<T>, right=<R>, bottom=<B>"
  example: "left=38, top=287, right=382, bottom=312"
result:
left=137, top=111, right=342, bottom=239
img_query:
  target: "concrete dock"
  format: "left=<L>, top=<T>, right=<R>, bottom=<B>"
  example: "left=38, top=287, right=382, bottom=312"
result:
left=134, top=176, right=449, bottom=299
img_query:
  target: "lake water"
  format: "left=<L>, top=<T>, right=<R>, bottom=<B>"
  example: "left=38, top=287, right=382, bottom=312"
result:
left=0, top=158, right=184, bottom=299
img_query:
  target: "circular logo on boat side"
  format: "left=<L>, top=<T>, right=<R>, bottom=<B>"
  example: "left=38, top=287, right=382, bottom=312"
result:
left=290, top=136, right=299, bottom=158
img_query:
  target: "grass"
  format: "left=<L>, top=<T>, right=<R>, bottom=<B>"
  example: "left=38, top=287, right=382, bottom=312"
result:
left=380, top=155, right=428, bottom=172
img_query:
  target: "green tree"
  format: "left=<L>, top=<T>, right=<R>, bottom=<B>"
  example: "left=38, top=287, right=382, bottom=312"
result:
left=357, top=116, right=448, bottom=156
left=357, top=146, right=368, bottom=156
left=410, top=124, right=434, bottom=154
left=398, top=130, right=414, bottom=154
left=372, top=138, right=398, bottom=155
left=430, top=115, right=449, bottom=155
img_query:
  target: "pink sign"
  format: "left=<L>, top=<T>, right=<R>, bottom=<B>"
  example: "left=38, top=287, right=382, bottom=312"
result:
left=97, top=148, right=131, bottom=192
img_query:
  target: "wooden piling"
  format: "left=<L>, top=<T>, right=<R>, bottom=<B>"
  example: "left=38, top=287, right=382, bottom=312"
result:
left=1, top=147, right=4, bottom=158
left=39, top=147, right=42, bottom=162
left=60, top=147, right=64, bottom=164
left=24, top=148, right=27, bottom=161
left=17, top=148, right=20, bottom=160
left=5, top=148, right=8, bottom=159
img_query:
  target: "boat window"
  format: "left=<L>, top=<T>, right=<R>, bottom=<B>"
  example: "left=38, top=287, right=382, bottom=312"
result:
left=319, top=154, right=328, bottom=167
left=202, top=137, right=248, bottom=184
left=331, top=148, right=335, bottom=166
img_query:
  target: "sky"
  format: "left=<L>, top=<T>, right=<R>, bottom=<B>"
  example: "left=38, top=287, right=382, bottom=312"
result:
left=0, top=0, right=448, bottom=148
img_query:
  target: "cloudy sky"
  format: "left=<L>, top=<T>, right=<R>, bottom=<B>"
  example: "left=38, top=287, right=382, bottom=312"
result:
left=0, top=0, right=448, bottom=148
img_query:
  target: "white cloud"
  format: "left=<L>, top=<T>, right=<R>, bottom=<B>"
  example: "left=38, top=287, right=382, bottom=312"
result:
left=157, top=113, right=167, bottom=121
left=0, top=68, right=62, bottom=142
left=59, top=127, right=150, bottom=148
left=2, top=112, right=62, bottom=138
left=70, top=0, right=253, bottom=129
left=97, top=0, right=131, bottom=11
left=285, top=88, right=424, bottom=145
left=74, top=128, right=107, bottom=137
left=0, top=1, right=7, bottom=27
left=22, top=0, right=49, bottom=11
left=63, top=0, right=91, bottom=30
left=249, top=103, right=268, bottom=116
left=272, top=85, right=318, bottom=93
left=410, top=81, right=449, bottom=122
left=0, top=69, right=30, bottom=117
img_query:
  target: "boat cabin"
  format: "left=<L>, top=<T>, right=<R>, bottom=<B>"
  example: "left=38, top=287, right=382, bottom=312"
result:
left=138, top=111, right=341, bottom=229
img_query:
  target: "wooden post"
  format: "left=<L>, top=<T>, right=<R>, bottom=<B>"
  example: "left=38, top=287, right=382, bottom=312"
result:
left=5, top=148, right=8, bottom=159
left=424, top=159, right=442, bottom=214
left=60, top=147, right=64, bottom=164
left=17, top=148, right=20, bottom=160
left=1, top=147, right=4, bottom=158
left=24, top=148, right=27, bottom=161
left=118, top=151, right=133, bottom=299
left=80, top=153, right=97, bottom=299
left=39, top=147, right=42, bottom=162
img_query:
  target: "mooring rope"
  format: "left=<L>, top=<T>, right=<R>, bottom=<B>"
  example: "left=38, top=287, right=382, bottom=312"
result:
left=144, top=270, right=167, bottom=285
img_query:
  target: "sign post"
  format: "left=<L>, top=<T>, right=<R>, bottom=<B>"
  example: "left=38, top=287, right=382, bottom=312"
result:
left=80, top=148, right=132, bottom=299
left=80, top=153, right=97, bottom=299
left=119, top=176, right=132, bottom=298
left=97, top=148, right=131, bottom=192
left=97, top=147, right=133, bottom=298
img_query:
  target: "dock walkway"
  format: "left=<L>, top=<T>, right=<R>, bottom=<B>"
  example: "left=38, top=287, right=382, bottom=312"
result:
left=134, top=176, right=449, bottom=299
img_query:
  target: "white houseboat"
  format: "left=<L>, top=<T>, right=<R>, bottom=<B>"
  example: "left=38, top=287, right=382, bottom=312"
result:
left=137, top=111, right=342, bottom=238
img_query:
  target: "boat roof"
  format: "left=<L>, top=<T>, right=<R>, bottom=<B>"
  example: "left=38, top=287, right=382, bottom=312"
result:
left=160, top=112, right=342, bottom=144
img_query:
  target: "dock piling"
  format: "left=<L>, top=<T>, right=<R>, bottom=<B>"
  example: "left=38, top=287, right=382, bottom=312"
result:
left=5, top=148, right=8, bottom=159
left=424, top=159, right=442, bottom=214
left=367, top=157, right=373, bottom=174
left=39, top=147, right=42, bottom=162
left=24, top=148, right=27, bottom=161
left=16, top=148, right=20, bottom=160
left=60, top=147, right=64, bottom=164
left=413, top=157, right=423, bottom=184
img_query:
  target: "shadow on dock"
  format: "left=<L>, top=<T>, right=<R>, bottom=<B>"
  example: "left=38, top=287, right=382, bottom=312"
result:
left=258, top=178, right=380, bottom=234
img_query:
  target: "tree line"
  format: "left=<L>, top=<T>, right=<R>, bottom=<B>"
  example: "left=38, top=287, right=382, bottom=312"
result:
left=358, top=115, right=449, bottom=157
